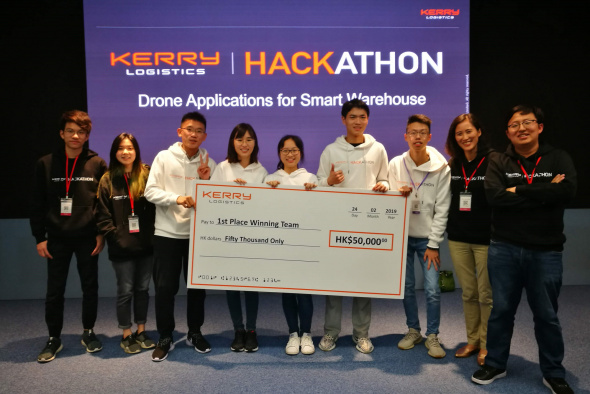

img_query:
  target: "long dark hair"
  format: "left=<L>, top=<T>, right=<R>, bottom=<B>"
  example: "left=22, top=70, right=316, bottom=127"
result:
left=276, top=135, right=305, bottom=170
left=227, top=123, right=259, bottom=164
left=445, top=113, right=488, bottom=161
left=107, top=133, right=148, bottom=199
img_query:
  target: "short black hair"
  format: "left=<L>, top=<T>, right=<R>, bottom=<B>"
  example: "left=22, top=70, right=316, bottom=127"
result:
left=505, top=105, right=544, bottom=126
left=406, top=114, right=431, bottom=132
left=181, top=111, right=207, bottom=130
left=341, top=99, right=370, bottom=118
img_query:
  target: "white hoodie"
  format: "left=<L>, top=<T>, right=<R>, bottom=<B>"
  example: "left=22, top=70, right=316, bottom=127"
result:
left=264, top=168, right=318, bottom=186
left=211, top=160, right=268, bottom=184
left=317, top=134, right=389, bottom=189
left=388, top=146, right=451, bottom=248
left=145, top=142, right=217, bottom=239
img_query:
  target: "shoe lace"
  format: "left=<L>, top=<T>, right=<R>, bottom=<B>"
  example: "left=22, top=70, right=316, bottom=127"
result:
left=428, top=336, right=441, bottom=348
left=323, top=334, right=335, bottom=343
left=158, top=337, right=172, bottom=346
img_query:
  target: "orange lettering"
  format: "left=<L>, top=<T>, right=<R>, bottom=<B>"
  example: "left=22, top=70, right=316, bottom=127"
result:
left=292, top=52, right=312, bottom=74
left=200, top=52, right=219, bottom=65
left=313, top=52, right=334, bottom=74
left=133, top=52, right=152, bottom=66
left=155, top=52, right=175, bottom=66
left=111, top=52, right=131, bottom=66
left=245, top=52, right=266, bottom=75
left=268, top=52, right=291, bottom=75
left=178, top=52, right=197, bottom=66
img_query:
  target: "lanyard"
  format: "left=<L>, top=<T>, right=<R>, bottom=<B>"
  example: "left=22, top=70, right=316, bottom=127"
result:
left=65, top=153, right=79, bottom=198
left=518, top=156, right=542, bottom=185
left=123, top=174, right=135, bottom=215
left=403, top=159, right=429, bottom=196
left=461, top=156, right=486, bottom=191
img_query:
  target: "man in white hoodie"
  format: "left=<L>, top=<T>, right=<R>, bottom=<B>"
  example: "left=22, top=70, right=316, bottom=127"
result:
left=145, top=111, right=217, bottom=361
left=316, top=99, right=389, bottom=354
left=388, top=114, right=451, bottom=358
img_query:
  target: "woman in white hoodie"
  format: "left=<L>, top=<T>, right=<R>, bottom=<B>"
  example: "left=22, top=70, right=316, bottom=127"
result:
left=265, top=135, right=317, bottom=356
left=211, top=123, right=268, bottom=352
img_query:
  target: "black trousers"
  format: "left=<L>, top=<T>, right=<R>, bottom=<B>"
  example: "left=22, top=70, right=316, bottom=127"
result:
left=45, top=236, right=99, bottom=338
left=153, top=235, right=205, bottom=339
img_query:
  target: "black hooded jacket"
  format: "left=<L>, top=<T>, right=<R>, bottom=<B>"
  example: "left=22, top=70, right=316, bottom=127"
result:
left=484, top=143, right=576, bottom=251
left=30, top=148, right=107, bottom=243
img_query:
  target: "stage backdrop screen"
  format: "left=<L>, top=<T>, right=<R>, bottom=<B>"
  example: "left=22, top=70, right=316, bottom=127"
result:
left=84, top=0, right=469, bottom=173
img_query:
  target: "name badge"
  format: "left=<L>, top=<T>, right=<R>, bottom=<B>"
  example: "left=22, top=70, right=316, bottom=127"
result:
left=459, top=192, right=472, bottom=211
left=60, top=197, right=73, bottom=216
left=128, top=215, right=140, bottom=233
left=411, top=199, right=421, bottom=214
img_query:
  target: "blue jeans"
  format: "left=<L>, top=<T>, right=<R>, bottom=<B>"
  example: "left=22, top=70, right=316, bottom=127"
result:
left=486, top=240, right=565, bottom=379
left=403, top=237, right=440, bottom=336
left=111, top=255, right=153, bottom=329
left=282, top=293, right=313, bottom=334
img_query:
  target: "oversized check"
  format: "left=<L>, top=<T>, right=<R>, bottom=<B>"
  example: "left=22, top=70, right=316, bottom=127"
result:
left=187, top=182, right=410, bottom=299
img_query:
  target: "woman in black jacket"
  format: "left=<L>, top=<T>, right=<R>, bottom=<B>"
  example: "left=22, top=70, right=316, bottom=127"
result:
left=96, top=133, right=156, bottom=354
left=445, top=114, right=494, bottom=366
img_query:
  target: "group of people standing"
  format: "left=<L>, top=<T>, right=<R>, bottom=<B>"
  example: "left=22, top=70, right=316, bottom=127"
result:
left=30, top=99, right=576, bottom=393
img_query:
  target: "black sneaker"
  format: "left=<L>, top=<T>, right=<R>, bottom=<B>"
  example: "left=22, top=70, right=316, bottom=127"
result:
left=152, top=337, right=174, bottom=362
left=244, top=330, right=259, bottom=352
left=543, top=377, right=574, bottom=394
left=231, top=329, right=246, bottom=352
left=472, top=364, right=507, bottom=385
left=81, top=329, right=103, bottom=353
left=186, top=331, right=211, bottom=353
left=135, top=331, right=156, bottom=349
left=120, top=334, right=141, bottom=354
left=37, top=337, right=63, bottom=363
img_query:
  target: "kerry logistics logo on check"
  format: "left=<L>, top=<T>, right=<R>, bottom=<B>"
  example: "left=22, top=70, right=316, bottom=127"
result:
left=203, top=190, right=251, bottom=205
left=109, top=50, right=443, bottom=76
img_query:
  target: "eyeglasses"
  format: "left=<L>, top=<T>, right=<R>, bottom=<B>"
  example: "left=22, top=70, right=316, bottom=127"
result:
left=180, top=127, right=205, bottom=135
left=507, top=119, right=537, bottom=131
left=64, top=128, right=89, bottom=136
left=406, top=131, right=429, bottom=138
left=280, top=148, right=300, bottom=155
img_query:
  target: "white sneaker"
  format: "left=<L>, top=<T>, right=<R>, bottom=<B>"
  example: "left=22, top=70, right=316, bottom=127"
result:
left=425, top=334, right=446, bottom=358
left=398, top=328, right=423, bottom=350
left=353, top=336, right=374, bottom=354
left=285, top=332, right=300, bottom=355
left=318, top=334, right=337, bottom=351
left=300, top=333, right=315, bottom=355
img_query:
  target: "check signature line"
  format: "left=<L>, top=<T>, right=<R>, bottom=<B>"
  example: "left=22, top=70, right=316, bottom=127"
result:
left=201, top=255, right=319, bottom=263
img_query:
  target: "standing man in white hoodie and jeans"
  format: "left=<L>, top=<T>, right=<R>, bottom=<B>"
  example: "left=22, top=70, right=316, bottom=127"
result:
left=388, top=114, right=451, bottom=358
left=316, top=99, right=389, bottom=354
left=145, top=111, right=217, bottom=361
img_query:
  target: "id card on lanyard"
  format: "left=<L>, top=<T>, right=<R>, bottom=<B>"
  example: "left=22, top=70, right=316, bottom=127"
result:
left=460, top=156, right=485, bottom=212
left=124, top=174, right=140, bottom=233
left=403, top=159, right=429, bottom=215
left=61, top=153, right=79, bottom=216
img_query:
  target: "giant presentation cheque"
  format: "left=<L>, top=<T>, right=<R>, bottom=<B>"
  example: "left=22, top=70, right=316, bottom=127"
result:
left=188, top=182, right=410, bottom=299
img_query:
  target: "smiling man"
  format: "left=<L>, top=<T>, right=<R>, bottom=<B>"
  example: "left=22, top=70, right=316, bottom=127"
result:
left=388, top=114, right=451, bottom=359
left=472, top=105, right=577, bottom=394
left=316, top=99, right=389, bottom=354
left=144, top=111, right=217, bottom=361
left=31, top=110, right=107, bottom=362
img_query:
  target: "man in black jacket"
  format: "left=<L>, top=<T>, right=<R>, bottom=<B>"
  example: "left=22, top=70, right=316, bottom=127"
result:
left=472, top=105, right=576, bottom=394
left=30, top=110, right=107, bottom=362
